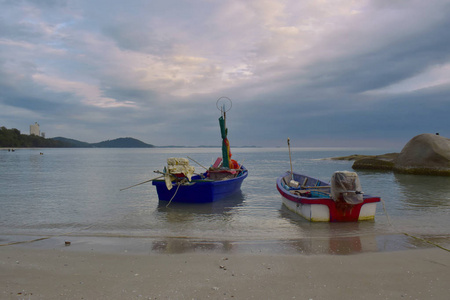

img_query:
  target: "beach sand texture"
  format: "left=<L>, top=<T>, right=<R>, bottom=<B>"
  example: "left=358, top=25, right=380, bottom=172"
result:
left=1, top=246, right=449, bottom=299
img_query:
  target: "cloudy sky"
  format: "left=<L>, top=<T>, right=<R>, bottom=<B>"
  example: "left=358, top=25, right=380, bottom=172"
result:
left=1, top=0, right=449, bottom=148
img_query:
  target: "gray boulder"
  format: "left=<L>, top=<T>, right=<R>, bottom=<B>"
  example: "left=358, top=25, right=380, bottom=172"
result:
left=331, top=134, right=450, bottom=176
left=393, top=133, right=450, bottom=175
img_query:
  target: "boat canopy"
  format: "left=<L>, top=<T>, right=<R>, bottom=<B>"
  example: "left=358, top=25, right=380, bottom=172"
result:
left=330, top=171, right=363, bottom=204
left=166, top=158, right=195, bottom=179
left=164, top=158, right=195, bottom=190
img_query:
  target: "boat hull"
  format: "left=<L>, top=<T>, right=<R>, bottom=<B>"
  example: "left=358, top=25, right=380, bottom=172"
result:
left=277, top=172, right=380, bottom=222
left=153, top=168, right=248, bottom=203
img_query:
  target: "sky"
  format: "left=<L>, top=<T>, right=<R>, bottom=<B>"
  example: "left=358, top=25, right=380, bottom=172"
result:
left=1, top=0, right=449, bottom=149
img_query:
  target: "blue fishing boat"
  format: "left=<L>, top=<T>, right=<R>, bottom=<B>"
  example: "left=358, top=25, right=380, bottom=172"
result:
left=152, top=165, right=248, bottom=203
left=151, top=97, right=248, bottom=204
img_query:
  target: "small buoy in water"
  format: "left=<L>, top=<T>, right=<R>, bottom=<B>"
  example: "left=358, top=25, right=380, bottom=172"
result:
left=65, top=241, right=71, bottom=246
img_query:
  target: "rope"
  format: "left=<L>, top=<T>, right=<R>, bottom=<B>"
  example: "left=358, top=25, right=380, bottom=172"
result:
left=380, top=198, right=393, bottom=226
left=0, top=236, right=52, bottom=247
left=187, top=156, right=208, bottom=170
left=402, top=232, right=450, bottom=253
left=0, top=225, right=94, bottom=247
left=380, top=198, right=450, bottom=253
left=166, top=181, right=182, bottom=208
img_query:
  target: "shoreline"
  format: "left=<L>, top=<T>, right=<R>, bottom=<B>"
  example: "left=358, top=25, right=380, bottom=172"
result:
left=2, top=231, right=448, bottom=256
left=1, top=245, right=449, bottom=299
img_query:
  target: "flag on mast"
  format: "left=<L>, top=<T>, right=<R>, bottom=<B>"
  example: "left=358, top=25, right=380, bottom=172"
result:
left=219, top=105, right=231, bottom=168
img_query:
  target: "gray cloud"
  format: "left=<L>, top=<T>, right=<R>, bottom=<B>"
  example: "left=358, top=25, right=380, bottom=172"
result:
left=1, top=0, right=449, bottom=148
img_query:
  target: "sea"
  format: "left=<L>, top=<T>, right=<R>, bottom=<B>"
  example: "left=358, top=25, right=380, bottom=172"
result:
left=1, top=147, right=449, bottom=255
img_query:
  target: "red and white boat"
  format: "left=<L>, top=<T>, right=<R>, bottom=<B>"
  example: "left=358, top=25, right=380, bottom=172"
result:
left=276, top=171, right=381, bottom=222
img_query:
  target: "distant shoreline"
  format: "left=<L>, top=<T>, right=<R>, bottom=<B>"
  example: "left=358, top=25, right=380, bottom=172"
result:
left=1, top=145, right=263, bottom=150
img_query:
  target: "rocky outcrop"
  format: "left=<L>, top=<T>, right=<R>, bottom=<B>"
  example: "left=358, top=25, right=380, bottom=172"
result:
left=393, top=133, right=450, bottom=175
left=352, top=157, right=396, bottom=170
left=329, top=153, right=398, bottom=171
left=329, top=133, right=450, bottom=176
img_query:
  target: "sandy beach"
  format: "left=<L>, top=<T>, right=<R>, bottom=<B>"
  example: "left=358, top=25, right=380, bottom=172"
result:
left=1, top=246, right=449, bottom=300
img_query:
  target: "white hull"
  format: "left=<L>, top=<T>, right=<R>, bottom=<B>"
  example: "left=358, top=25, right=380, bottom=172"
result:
left=282, top=196, right=330, bottom=222
left=281, top=195, right=377, bottom=222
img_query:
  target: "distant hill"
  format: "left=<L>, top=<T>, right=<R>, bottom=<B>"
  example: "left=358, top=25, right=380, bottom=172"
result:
left=51, top=137, right=92, bottom=148
left=1, top=127, right=67, bottom=148
left=51, top=137, right=154, bottom=148
left=1, top=127, right=256, bottom=148
left=91, top=137, right=154, bottom=148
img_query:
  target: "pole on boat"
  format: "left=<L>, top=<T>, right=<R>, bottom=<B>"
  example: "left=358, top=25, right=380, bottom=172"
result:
left=119, top=175, right=164, bottom=191
left=287, top=137, right=293, bottom=181
left=217, top=97, right=232, bottom=169
left=187, top=156, right=208, bottom=171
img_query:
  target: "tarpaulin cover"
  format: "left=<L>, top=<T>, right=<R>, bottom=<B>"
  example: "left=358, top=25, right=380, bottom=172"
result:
left=164, top=157, right=195, bottom=190
left=330, top=171, right=363, bottom=204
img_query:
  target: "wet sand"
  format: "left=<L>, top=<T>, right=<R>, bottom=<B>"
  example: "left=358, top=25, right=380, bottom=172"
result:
left=1, top=246, right=449, bottom=299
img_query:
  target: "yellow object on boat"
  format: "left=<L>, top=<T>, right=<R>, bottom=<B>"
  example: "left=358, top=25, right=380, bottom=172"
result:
left=164, top=158, right=195, bottom=190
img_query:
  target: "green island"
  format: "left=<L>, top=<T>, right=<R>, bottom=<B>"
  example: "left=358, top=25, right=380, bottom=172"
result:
left=0, top=127, right=154, bottom=148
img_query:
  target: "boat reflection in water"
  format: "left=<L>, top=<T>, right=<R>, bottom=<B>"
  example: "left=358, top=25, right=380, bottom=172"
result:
left=278, top=206, right=379, bottom=255
left=151, top=199, right=380, bottom=255
left=156, top=190, right=245, bottom=215
left=151, top=191, right=244, bottom=254
left=151, top=239, right=234, bottom=254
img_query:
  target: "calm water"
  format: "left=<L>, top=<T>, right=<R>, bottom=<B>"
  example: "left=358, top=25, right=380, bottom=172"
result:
left=1, top=148, right=449, bottom=254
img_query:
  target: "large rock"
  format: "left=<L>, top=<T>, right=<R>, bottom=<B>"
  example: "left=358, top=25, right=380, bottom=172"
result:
left=330, top=134, right=450, bottom=176
left=393, top=133, right=450, bottom=175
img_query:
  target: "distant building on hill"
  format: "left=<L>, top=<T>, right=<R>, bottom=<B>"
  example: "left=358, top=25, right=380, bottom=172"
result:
left=30, top=122, right=40, bottom=136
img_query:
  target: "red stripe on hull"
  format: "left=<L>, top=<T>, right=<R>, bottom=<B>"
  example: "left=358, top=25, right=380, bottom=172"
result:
left=277, top=184, right=380, bottom=222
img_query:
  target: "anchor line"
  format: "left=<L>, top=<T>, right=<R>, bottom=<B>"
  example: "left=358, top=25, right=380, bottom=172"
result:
left=380, top=198, right=449, bottom=253
left=0, top=225, right=95, bottom=247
